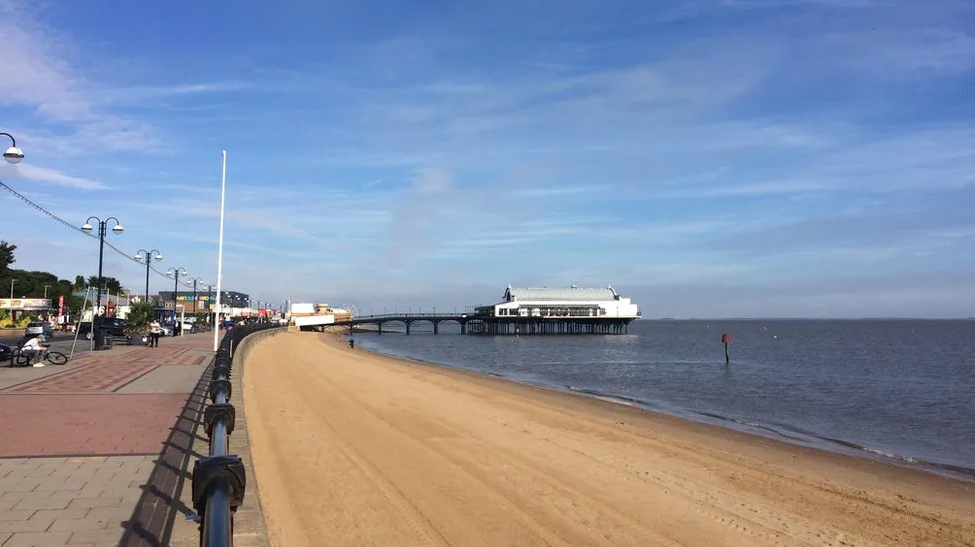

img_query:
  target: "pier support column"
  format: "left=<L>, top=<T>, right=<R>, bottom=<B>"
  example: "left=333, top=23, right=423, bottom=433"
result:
left=378, top=322, right=383, bottom=335
left=406, top=322, right=411, bottom=335
left=434, top=322, right=439, bottom=335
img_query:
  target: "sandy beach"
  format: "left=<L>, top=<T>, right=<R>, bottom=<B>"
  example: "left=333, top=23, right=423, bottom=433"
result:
left=243, top=332, right=975, bottom=547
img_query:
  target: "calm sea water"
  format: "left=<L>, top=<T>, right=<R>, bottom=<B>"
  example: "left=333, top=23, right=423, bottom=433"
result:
left=353, top=319, right=975, bottom=479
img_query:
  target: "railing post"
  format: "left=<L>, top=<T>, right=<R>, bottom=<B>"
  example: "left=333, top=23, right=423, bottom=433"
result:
left=193, top=322, right=278, bottom=547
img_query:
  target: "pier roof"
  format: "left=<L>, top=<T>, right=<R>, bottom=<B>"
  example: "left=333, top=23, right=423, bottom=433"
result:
left=504, top=286, right=619, bottom=302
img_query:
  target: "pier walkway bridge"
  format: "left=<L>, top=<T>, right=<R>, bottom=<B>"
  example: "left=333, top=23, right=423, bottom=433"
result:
left=331, top=312, right=633, bottom=335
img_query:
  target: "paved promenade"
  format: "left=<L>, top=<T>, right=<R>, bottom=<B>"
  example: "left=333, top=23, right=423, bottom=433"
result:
left=0, top=334, right=238, bottom=547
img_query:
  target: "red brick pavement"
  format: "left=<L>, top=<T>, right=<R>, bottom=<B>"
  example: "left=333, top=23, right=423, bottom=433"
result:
left=0, top=336, right=215, bottom=457
left=7, top=363, right=158, bottom=393
left=0, top=393, right=188, bottom=457
left=0, top=333, right=220, bottom=546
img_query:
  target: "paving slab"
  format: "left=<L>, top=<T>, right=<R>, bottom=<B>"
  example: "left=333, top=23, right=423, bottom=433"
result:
left=0, top=334, right=215, bottom=547
left=0, top=346, right=142, bottom=391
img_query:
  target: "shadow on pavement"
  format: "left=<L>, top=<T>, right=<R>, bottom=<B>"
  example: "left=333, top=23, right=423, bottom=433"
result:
left=118, top=359, right=212, bottom=546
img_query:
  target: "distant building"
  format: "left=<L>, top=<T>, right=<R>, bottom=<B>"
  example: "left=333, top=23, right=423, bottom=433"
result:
left=158, top=290, right=249, bottom=314
left=476, top=285, right=640, bottom=319
left=316, top=304, right=351, bottom=322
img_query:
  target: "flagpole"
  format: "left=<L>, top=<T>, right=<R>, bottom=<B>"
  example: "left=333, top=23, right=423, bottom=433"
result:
left=213, top=150, right=227, bottom=351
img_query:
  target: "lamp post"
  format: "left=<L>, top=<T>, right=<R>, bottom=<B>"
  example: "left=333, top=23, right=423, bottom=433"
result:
left=198, top=283, right=215, bottom=322
left=186, top=277, right=205, bottom=316
left=6, top=280, right=13, bottom=322
left=81, top=217, right=124, bottom=315
left=166, top=267, right=187, bottom=326
left=1, top=132, right=24, bottom=164
left=134, top=249, right=163, bottom=302
left=43, top=285, right=50, bottom=299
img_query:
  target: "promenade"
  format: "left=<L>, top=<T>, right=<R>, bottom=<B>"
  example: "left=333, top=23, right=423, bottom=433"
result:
left=0, top=333, right=268, bottom=547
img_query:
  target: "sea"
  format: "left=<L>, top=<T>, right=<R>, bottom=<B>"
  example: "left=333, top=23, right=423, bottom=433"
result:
left=352, top=319, right=975, bottom=481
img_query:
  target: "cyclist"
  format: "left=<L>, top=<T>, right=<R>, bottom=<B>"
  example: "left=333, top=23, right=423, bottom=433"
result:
left=21, top=334, right=49, bottom=366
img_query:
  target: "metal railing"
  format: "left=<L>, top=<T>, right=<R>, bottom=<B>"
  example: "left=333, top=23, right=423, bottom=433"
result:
left=192, top=322, right=278, bottom=547
left=345, top=313, right=468, bottom=321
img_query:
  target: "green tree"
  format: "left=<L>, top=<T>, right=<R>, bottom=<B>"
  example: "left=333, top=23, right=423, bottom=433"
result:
left=65, top=294, right=86, bottom=316
left=124, top=301, right=156, bottom=335
left=87, top=276, right=123, bottom=294
left=0, top=241, right=15, bottom=271
left=73, top=275, right=86, bottom=290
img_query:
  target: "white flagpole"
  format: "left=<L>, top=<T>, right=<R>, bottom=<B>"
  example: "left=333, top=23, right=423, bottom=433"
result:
left=213, top=150, right=227, bottom=351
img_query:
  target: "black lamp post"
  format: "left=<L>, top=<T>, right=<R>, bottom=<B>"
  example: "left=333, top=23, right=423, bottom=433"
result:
left=198, top=284, right=215, bottom=322
left=166, top=267, right=187, bottom=323
left=186, top=277, right=206, bottom=316
left=81, top=216, right=124, bottom=315
left=134, top=249, right=163, bottom=302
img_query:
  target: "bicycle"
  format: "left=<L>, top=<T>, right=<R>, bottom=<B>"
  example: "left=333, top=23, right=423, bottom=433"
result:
left=13, top=348, right=69, bottom=366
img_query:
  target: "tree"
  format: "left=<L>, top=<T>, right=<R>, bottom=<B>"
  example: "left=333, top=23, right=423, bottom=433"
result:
left=73, top=275, right=86, bottom=290
left=0, top=241, right=15, bottom=271
left=87, top=276, right=123, bottom=294
left=124, top=301, right=155, bottom=335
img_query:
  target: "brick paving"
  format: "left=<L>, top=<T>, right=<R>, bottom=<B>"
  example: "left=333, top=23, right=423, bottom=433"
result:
left=0, top=394, right=189, bottom=457
left=0, top=334, right=219, bottom=547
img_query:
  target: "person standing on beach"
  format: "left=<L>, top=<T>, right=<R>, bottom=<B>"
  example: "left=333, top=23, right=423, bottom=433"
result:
left=149, top=319, right=161, bottom=347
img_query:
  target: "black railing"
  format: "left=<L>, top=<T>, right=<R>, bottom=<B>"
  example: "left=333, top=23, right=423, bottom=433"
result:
left=343, top=313, right=469, bottom=321
left=192, top=322, right=277, bottom=547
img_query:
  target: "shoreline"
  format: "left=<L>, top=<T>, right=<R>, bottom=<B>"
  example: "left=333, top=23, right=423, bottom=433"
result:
left=245, top=331, right=975, bottom=546
left=336, top=328, right=975, bottom=483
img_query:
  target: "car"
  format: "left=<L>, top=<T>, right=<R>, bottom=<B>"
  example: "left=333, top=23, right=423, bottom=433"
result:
left=77, top=317, right=130, bottom=341
left=0, top=342, right=13, bottom=363
left=25, top=321, right=55, bottom=338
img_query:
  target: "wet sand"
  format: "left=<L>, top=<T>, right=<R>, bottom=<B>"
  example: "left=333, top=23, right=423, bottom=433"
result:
left=243, top=332, right=975, bottom=547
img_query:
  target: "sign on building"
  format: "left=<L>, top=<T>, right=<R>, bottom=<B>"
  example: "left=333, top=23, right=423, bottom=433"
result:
left=176, top=295, right=213, bottom=301
left=0, top=298, right=53, bottom=311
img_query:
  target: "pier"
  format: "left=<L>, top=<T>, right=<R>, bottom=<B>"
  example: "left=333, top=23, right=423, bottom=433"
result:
left=333, top=312, right=634, bottom=335
left=323, top=285, right=642, bottom=335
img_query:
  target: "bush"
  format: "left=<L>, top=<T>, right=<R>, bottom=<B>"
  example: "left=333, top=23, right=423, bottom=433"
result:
left=125, top=301, right=156, bottom=335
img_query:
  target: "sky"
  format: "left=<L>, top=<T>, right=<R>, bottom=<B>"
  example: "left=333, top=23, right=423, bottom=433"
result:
left=1, top=0, right=974, bottom=318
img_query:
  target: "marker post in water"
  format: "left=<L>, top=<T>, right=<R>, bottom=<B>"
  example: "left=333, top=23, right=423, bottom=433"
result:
left=721, top=333, right=731, bottom=364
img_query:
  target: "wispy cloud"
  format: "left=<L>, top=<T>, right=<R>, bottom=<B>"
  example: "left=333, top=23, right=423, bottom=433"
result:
left=2, top=0, right=973, bottom=317
left=0, top=163, right=107, bottom=190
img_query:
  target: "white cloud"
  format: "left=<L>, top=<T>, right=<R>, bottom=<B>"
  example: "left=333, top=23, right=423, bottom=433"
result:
left=0, top=162, right=107, bottom=190
left=0, top=1, right=160, bottom=153
left=0, top=2, right=240, bottom=156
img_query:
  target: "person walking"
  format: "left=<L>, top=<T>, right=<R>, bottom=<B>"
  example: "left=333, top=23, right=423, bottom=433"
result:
left=149, top=319, right=162, bottom=348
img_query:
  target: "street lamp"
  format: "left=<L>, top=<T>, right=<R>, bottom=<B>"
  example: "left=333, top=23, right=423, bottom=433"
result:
left=1, top=132, right=24, bottom=164
left=81, top=216, right=124, bottom=315
left=166, top=267, right=187, bottom=326
left=196, top=283, right=215, bottom=321
left=5, top=280, right=13, bottom=322
left=43, top=285, right=50, bottom=299
left=186, top=277, right=205, bottom=316
left=134, top=249, right=163, bottom=302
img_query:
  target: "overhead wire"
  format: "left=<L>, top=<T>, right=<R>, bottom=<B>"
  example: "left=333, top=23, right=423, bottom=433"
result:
left=1, top=177, right=173, bottom=281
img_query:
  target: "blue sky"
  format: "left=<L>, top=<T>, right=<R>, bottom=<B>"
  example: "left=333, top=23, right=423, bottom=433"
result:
left=1, top=0, right=973, bottom=318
